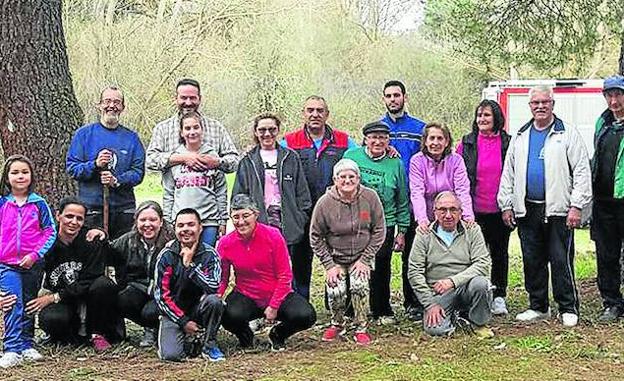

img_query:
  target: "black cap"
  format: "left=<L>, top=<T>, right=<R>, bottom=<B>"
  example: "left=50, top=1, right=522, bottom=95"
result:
left=362, top=121, right=390, bottom=136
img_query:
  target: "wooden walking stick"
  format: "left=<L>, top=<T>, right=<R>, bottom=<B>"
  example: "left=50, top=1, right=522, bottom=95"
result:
left=103, top=174, right=115, bottom=281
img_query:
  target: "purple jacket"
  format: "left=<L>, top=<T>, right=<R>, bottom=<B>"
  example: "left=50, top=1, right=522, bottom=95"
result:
left=409, top=152, right=474, bottom=225
left=0, top=193, right=57, bottom=266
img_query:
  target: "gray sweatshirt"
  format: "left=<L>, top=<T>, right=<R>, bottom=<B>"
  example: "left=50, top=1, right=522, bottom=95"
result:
left=162, top=143, right=228, bottom=226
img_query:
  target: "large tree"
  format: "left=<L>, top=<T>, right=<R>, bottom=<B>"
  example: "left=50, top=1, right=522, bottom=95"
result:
left=425, top=0, right=624, bottom=77
left=0, top=0, right=81, bottom=207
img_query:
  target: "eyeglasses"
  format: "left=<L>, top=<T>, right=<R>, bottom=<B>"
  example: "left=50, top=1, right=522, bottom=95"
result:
left=435, top=207, right=461, bottom=215
left=101, top=98, right=123, bottom=106
left=256, top=127, right=278, bottom=135
left=230, top=212, right=255, bottom=222
left=528, top=100, right=553, bottom=107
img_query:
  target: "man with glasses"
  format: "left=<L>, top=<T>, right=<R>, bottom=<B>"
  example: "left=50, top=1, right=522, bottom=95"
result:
left=498, top=85, right=592, bottom=327
left=592, top=75, right=624, bottom=322
left=408, top=191, right=492, bottom=337
left=66, top=86, right=145, bottom=239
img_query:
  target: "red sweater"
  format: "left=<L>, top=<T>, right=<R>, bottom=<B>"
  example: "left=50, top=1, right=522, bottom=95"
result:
left=217, top=223, right=293, bottom=309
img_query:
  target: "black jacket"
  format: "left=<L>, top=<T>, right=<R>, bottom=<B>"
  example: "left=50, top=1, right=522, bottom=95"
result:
left=460, top=130, right=511, bottom=198
left=43, top=228, right=107, bottom=302
left=108, top=223, right=175, bottom=293
left=232, top=145, right=312, bottom=245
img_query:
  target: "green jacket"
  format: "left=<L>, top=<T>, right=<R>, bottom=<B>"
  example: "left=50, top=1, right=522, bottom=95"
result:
left=343, top=147, right=410, bottom=233
left=593, top=109, right=624, bottom=198
left=407, top=222, right=491, bottom=309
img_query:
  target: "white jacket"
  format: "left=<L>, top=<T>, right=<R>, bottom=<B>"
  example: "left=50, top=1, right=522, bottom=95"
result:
left=497, top=117, right=592, bottom=218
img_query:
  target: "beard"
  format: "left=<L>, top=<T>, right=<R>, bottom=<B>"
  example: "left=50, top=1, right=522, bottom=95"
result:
left=101, top=111, right=120, bottom=126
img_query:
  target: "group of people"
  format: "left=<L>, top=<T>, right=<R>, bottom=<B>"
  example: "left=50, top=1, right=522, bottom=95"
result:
left=1, top=74, right=623, bottom=367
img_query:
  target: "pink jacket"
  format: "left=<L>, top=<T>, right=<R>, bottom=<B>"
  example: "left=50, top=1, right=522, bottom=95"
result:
left=217, top=223, right=293, bottom=309
left=409, top=152, right=474, bottom=225
left=0, top=193, right=57, bottom=266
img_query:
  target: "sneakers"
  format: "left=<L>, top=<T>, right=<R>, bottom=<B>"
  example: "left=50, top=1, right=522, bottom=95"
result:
left=561, top=312, right=579, bottom=327
left=491, top=297, right=509, bottom=315
left=0, top=352, right=23, bottom=368
left=405, top=307, right=424, bottom=323
left=597, top=306, right=622, bottom=323
left=473, top=325, right=495, bottom=339
left=201, top=346, right=225, bottom=362
left=377, top=316, right=396, bottom=326
left=321, top=325, right=343, bottom=342
left=139, top=327, right=157, bottom=348
left=21, top=348, right=44, bottom=362
left=91, top=334, right=112, bottom=353
left=354, top=331, right=372, bottom=345
left=515, top=308, right=551, bottom=322
left=268, top=329, right=286, bottom=352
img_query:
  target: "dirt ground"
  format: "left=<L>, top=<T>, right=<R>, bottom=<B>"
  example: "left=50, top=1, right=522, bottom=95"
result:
left=1, top=278, right=623, bottom=381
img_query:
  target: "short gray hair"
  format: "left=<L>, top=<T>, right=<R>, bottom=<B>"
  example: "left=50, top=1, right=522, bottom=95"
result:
left=434, top=191, right=461, bottom=208
left=528, top=85, right=554, bottom=100
left=333, top=158, right=360, bottom=178
left=230, top=194, right=260, bottom=213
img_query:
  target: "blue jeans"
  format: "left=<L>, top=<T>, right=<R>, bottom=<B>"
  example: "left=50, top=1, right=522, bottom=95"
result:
left=0, top=262, right=43, bottom=352
left=201, top=226, right=218, bottom=248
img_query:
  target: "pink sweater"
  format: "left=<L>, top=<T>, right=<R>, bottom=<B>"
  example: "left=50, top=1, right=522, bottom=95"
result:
left=217, top=223, right=293, bottom=309
left=456, top=133, right=503, bottom=214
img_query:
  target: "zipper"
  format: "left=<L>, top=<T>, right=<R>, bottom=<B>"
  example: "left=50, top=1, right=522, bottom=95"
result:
left=278, top=151, right=288, bottom=232
left=17, top=205, right=23, bottom=256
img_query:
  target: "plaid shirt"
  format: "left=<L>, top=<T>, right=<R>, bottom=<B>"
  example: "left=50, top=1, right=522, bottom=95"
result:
left=146, top=112, right=239, bottom=173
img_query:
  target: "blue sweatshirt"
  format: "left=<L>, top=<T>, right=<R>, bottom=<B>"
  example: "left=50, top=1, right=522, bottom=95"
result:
left=66, top=122, right=145, bottom=211
left=382, top=112, right=426, bottom=187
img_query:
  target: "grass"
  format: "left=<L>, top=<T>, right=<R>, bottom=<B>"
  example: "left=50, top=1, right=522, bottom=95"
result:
left=1, top=172, right=620, bottom=380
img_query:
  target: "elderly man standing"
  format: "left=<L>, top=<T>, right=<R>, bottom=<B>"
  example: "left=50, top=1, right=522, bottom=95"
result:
left=66, top=86, right=145, bottom=239
left=498, top=85, right=592, bottom=327
left=592, top=75, right=624, bottom=322
left=408, top=191, right=492, bottom=337
left=146, top=78, right=239, bottom=176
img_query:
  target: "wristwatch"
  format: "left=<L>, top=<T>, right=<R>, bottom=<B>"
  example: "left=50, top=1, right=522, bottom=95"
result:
left=52, top=293, right=60, bottom=304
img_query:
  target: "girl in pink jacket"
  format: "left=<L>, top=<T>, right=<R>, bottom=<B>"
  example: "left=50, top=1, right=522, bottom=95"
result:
left=0, top=155, right=56, bottom=368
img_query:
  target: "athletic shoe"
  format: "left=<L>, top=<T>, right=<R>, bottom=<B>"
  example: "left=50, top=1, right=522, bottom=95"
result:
left=377, top=316, right=396, bottom=326
left=321, top=325, right=342, bottom=342
left=491, top=297, right=509, bottom=315
left=91, top=334, right=112, bottom=353
left=405, top=307, right=424, bottom=323
left=268, top=329, right=286, bottom=352
left=21, top=348, right=44, bottom=362
left=597, top=306, right=622, bottom=323
left=561, top=313, right=579, bottom=327
left=139, top=327, right=157, bottom=348
left=0, top=352, right=23, bottom=368
left=201, top=346, right=225, bottom=362
left=515, top=308, right=551, bottom=322
left=354, top=331, right=372, bottom=346
left=472, top=326, right=495, bottom=339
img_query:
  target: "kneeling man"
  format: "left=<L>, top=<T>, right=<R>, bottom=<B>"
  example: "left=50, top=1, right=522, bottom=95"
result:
left=154, top=208, right=224, bottom=362
left=408, top=191, right=493, bottom=337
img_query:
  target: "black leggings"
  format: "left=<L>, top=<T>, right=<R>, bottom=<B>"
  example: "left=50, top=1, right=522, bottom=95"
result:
left=221, top=291, right=316, bottom=347
left=116, top=285, right=159, bottom=329
left=39, top=276, right=122, bottom=343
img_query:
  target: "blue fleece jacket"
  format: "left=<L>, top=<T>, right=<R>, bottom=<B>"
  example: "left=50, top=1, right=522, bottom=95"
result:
left=66, top=122, right=145, bottom=211
left=382, top=112, right=426, bottom=187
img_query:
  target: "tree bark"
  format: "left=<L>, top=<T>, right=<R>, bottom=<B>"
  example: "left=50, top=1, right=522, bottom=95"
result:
left=619, top=33, right=624, bottom=75
left=0, top=0, right=82, bottom=208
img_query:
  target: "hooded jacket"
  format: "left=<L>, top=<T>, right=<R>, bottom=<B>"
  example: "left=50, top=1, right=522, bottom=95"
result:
left=310, top=185, right=386, bottom=270
left=498, top=116, right=592, bottom=218
left=593, top=109, right=624, bottom=199
left=232, top=145, right=312, bottom=245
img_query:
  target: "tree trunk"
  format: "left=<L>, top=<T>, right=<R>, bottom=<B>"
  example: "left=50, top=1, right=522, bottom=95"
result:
left=0, top=0, right=82, bottom=208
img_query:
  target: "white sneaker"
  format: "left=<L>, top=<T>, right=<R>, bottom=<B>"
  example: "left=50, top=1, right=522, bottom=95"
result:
left=248, top=318, right=265, bottom=333
left=21, top=348, right=44, bottom=362
left=561, top=313, right=579, bottom=327
left=491, top=297, right=509, bottom=315
left=0, top=352, right=23, bottom=368
left=377, top=316, right=396, bottom=325
left=515, top=308, right=551, bottom=322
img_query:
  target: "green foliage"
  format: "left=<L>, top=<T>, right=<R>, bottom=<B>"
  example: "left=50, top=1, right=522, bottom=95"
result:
left=62, top=0, right=482, bottom=147
left=425, top=0, right=624, bottom=77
